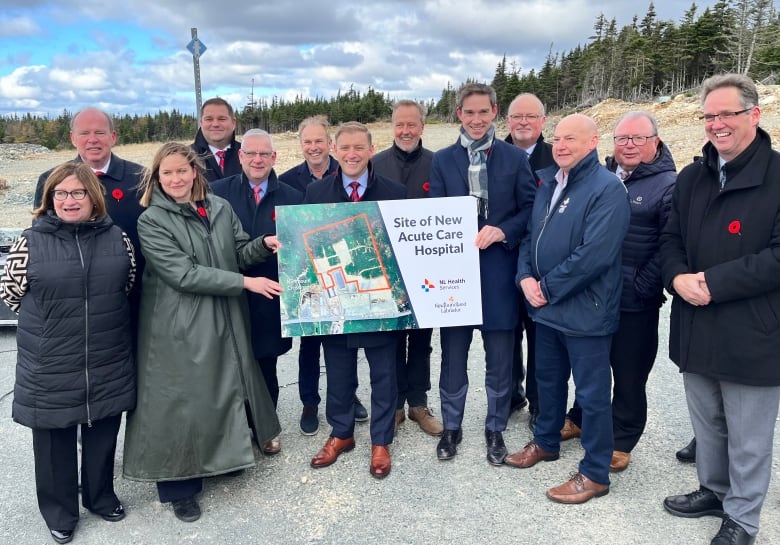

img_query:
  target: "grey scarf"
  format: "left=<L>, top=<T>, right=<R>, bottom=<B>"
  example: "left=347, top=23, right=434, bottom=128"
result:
left=459, top=124, right=495, bottom=219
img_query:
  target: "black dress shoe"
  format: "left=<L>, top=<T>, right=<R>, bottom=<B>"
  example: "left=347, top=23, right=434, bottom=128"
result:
left=99, top=503, right=126, bottom=522
left=436, top=429, right=463, bottom=460
left=676, top=437, right=696, bottom=463
left=711, top=515, right=756, bottom=545
left=50, top=529, right=73, bottom=544
left=485, top=430, right=507, bottom=465
left=172, top=496, right=201, bottom=522
left=663, top=486, right=723, bottom=518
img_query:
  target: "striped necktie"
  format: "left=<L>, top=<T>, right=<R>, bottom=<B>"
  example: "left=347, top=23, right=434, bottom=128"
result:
left=253, top=185, right=262, bottom=205
left=349, top=181, right=361, bottom=202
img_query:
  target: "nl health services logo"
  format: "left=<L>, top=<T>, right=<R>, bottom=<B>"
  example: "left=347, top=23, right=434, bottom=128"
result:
left=421, top=278, right=436, bottom=292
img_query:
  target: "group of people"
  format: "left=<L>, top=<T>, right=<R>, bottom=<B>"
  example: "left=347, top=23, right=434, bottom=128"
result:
left=0, top=73, right=777, bottom=545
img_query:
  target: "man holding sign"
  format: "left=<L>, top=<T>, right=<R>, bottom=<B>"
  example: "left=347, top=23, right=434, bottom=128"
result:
left=429, top=83, right=536, bottom=465
left=304, top=122, right=406, bottom=479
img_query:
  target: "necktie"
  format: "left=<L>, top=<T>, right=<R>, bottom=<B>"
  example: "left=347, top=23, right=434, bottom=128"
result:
left=215, top=150, right=226, bottom=172
left=94, top=170, right=104, bottom=176
left=720, top=166, right=727, bottom=190
left=619, top=169, right=629, bottom=181
left=253, top=185, right=262, bottom=205
left=349, top=181, right=361, bottom=202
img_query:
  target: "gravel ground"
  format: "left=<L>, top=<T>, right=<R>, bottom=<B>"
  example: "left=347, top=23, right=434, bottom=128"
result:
left=0, top=313, right=778, bottom=545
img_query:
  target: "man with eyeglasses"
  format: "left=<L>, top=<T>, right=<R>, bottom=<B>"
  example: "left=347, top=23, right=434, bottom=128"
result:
left=558, top=112, right=676, bottom=473
left=504, top=93, right=556, bottom=432
left=429, top=83, right=536, bottom=466
left=211, top=129, right=303, bottom=457
left=191, top=97, right=242, bottom=182
left=661, top=74, right=780, bottom=545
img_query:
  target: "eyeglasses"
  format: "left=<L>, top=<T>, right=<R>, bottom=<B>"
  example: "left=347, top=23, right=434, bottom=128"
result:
left=51, top=189, right=88, bottom=201
left=508, top=114, right=541, bottom=122
left=698, top=108, right=753, bottom=122
left=613, top=135, right=656, bottom=146
left=242, top=151, right=274, bottom=159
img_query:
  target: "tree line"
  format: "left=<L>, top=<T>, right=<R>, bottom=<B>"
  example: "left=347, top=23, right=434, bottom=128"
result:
left=1, top=0, right=777, bottom=149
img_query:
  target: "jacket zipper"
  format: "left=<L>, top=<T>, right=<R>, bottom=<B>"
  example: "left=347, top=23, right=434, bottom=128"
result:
left=534, top=187, right=563, bottom=278
left=75, top=228, right=92, bottom=427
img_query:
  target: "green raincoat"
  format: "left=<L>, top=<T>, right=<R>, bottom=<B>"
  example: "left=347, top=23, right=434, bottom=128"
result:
left=123, top=189, right=280, bottom=482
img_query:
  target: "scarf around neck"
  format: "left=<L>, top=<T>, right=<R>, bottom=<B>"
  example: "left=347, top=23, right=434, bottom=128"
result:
left=459, top=124, right=495, bottom=219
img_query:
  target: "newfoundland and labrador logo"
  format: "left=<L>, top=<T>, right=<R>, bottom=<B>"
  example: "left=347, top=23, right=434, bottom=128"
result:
left=435, top=295, right=467, bottom=314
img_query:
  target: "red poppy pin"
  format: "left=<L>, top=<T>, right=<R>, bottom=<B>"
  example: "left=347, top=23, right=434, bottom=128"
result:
left=728, top=220, right=741, bottom=235
left=112, top=188, right=124, bottom=201
left=197, top=206, right=207, bottom=218
left=422, top=181, right=430, bottom=192
left=537, top=179, right=543, bottom=187
left=271, top=210, right=276, bottom=222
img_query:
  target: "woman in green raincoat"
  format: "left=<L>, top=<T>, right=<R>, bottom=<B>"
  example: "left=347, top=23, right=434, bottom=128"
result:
left=123, top=143, right=282, bottom=523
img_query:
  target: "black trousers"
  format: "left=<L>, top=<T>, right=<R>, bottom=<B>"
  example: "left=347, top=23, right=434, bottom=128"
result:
left=511, top=303, right=537, bottom=410
left=257, top=356, right=279, bottom=408
left=566, top=308, right=659, bottom=452
left=32, top=414, right=122, bottom=532
left=157, top=478, right=204, bottom=503
left=395, top=328, right=433, bottom=409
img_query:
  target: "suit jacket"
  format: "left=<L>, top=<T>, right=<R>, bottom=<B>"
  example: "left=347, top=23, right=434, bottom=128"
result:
left=278, top=156, right=339, bottom=194
left=304, top=162, right=406, bottom=348
left=191, top=128, right=243, bottom=183
left=504, top=133, right=555, bottom=175
left=430, top=137, right=536, bottom=330
left=211, top=171, right=303, bottom=359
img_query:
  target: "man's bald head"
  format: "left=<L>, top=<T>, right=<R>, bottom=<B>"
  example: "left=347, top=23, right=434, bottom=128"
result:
left=552, top=114, right=599, bottom=175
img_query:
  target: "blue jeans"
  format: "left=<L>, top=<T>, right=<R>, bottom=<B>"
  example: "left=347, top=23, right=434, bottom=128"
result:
left=533, top=323, right=613, bottom=485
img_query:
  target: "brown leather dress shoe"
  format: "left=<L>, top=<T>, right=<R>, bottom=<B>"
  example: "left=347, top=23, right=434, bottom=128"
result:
left=394, top=409, right=406, bottom=435
left=370, top=445, right=391, bottom=479
left=560, top=417, right=581, bottom=441
left=610, top=450, right=631, bottom=472
left=262, top=435, right=281, bottom=455
left=546, top=472, right=609, bottom=504
left=408, top=406, right=444, bottom=436
left=505, top=441, right=559, bottom=468
left=310, top=436, right=355, bottom=468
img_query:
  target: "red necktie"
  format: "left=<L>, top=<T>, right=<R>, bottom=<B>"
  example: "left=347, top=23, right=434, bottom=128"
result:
left=349, top=181, right=361, bottom=202
left=94, top=171, right=104, bottom=176
left=215, top=150, right=226, bottom=172
left=253, top=185, right=262, bottom=205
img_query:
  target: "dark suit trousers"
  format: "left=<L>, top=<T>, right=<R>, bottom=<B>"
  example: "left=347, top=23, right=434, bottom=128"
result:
left=396, top=328, right=434, bottom=409
left=511, top=302, right=537, bottom=410
left=322, top=335, right=397, bottom=446
left=439, top=326, right=513, bottom=432
left=32, top=414, right=122, bottom=531
left=298, top=336, right=323, bottom=407
left=566, top=308, right=659, bottom=452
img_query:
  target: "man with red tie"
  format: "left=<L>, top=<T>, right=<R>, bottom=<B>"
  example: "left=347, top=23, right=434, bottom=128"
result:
left=303, top=122, right=406, bottom=478
left=190, top=97, right=242, bottom=182
left=211, top=129, right=303, bottom=456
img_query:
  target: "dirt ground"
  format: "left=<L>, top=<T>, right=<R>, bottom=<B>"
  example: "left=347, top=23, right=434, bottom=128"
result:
left=2, top=86, right=779, bottom=229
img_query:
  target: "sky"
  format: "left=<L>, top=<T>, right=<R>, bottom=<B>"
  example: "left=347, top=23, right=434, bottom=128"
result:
left=0, top=0, right=729, bottom=118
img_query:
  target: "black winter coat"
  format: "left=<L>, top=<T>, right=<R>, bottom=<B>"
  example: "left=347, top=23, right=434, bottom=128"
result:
left=372, top=141, right=433, bottom=199
left=606, top=142, right=676, bottom=311
left=661, top=128, right=780, bottom=386
left=12, top=213, right=135, bottom=429
left=211, top=171, right=304, bottom=359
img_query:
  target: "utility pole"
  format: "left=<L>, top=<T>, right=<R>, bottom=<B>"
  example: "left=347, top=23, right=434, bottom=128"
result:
left=186, top=28, right=207, bottom=120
